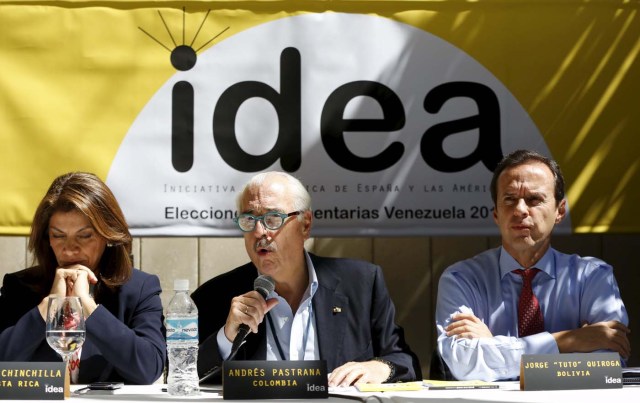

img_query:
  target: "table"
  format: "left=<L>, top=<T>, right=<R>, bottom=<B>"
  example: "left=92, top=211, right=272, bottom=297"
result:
left=2, top=383, right=639, bottom=402
left=333, top=382, right=640, bottom=403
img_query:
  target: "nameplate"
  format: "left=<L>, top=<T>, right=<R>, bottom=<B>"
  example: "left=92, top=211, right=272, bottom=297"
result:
left=0, top=362, right=68, bottom=400
left=222, top=360, right=328, bottom=400
left=520, top=353, right=622, bottom=391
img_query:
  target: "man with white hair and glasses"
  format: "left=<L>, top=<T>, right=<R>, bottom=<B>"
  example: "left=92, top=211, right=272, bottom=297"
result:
left=193, top=171, right=420, bottom=386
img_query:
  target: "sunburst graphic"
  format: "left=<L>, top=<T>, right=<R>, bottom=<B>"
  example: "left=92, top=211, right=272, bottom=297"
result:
left=139, top=7, right=229, bottom=71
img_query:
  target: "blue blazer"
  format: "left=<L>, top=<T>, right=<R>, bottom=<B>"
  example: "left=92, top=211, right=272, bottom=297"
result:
left=193, top=253, right=421, bottom=383
left=0, top=267, right=166, bottom=384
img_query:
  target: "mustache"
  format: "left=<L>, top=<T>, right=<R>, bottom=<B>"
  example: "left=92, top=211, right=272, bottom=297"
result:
left=255, top=237, right=276, bottom=253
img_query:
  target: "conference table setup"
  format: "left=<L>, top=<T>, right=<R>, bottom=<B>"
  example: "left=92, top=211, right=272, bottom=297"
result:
left=2, top=381, right=633, bottom=403
left=3, top=357, right=639, bottom=402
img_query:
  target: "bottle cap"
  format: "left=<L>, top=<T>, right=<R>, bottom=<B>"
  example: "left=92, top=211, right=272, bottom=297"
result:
left=173, top=279, right=189, bottom=291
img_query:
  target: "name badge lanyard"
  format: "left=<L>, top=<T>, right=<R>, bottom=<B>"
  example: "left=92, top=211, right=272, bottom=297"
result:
left=267, top=303, right=314, bottom=361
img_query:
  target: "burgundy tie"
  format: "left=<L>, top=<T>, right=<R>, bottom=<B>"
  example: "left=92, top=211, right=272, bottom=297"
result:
left=513, top=268, right=544, bottom=337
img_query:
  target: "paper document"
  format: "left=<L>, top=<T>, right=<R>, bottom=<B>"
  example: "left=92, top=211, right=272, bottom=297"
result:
left=423, top=379, right=499, bottom=390
left=356, top=381, right=424, bottom=392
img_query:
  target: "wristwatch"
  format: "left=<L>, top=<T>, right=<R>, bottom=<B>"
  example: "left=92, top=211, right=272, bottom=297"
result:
left=373, top=357, right=396, bottom=382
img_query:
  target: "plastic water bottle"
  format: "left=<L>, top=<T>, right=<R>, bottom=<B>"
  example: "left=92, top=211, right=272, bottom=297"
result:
left=166, top=279, right=199, bottom=396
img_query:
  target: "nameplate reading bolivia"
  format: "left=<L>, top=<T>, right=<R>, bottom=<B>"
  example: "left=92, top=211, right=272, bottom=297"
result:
left=520, top=352, right=622, bottom=391
left=0, top=362, right=67, bottom=400
left=223, top=360, right=328, bottom=400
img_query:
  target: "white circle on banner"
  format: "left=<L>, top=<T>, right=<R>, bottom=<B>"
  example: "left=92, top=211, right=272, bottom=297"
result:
left=107, top=12, right=570, bottom=236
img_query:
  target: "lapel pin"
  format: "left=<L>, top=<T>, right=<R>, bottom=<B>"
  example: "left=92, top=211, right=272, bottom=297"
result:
left=332, top=306, right=342, bottom=313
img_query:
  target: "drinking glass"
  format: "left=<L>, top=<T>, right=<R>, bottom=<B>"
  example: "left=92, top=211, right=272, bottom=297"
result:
left=45, top=296, right=86, bottom=366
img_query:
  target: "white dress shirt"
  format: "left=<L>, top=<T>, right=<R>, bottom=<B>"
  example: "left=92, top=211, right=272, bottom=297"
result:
left=216, top=251, right=319, bottom=360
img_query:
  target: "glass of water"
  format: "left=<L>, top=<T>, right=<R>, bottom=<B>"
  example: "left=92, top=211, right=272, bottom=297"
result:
left=45, top=296, right=86, bottom=366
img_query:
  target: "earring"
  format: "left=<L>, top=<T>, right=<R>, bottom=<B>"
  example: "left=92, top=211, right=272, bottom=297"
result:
left=107, top=243, right=114, bottom=247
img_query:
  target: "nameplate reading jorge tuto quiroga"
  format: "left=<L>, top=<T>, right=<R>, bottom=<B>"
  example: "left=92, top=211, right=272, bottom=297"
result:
left=520, top=352, right=623, bottom=391
left=223, top=360, right=328, bottom=399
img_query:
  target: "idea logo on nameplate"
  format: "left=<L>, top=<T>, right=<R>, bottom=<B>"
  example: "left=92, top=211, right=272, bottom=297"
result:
left=520, top=352, right=623, bottom=391
left=0, top=362, right=68, bottom=400
left=223, top=360, right=328, bottom=400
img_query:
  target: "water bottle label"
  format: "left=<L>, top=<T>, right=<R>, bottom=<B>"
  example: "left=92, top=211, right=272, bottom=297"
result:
left=166, top=318, right=199, bottom=341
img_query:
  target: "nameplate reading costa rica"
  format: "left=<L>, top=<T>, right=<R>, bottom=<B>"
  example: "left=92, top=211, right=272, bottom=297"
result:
left=223, top=360, right=328, bottom=399
left=520, top=352, right=622, bottom=391
left=0, top=362, right=67, bottom=400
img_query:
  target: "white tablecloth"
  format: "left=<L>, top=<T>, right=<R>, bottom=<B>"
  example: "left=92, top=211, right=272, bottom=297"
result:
left=3, top=382, right=639, bottom=402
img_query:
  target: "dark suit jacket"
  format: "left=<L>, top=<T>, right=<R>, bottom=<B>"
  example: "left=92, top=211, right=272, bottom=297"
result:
left=192, top=253, right=421, bottom=383
left=0, top=266, right=166, bottom=384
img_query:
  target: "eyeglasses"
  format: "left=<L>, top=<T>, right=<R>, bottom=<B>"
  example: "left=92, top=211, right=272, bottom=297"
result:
left=233, top=211, right=302, bottom=232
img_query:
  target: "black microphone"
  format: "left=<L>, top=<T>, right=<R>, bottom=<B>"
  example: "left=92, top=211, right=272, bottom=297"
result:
left=199, top=275, right=275, bottom=384
left=228, top=275, right=275, bottom=360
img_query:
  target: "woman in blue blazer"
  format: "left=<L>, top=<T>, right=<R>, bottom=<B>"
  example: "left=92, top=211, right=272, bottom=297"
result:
left=0, top=172, right=166, bottom=384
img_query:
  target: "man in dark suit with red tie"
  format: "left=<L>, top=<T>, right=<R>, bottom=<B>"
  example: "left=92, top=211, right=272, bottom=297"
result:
left=435, top=149, right=630, bottom=381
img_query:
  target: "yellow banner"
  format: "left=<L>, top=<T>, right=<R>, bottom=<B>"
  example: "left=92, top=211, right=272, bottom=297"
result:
left=1, top=1, right=638, bottom=235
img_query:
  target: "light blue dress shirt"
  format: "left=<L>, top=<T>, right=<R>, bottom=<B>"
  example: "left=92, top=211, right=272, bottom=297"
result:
left=436, top=246, right=628, bottom=381
left=217, top=251, right=319, bottom=360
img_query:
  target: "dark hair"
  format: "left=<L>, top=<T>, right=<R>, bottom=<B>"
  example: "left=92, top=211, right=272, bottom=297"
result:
left=28, top=172, right=133, bottom=290
left=490, top=149, right=565, bottom=206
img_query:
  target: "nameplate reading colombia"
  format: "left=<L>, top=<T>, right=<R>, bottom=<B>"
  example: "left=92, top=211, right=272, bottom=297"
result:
left=0, top=362, right=67, bottom=400
left=223, top=360, right=328, bottom=400
left=520, top=352, right=622, bottom=391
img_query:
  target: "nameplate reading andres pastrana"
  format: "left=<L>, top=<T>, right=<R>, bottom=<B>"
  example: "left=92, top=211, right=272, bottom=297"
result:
left=520, top=352, right=622, bottom=391
left=0, top=362, right=67, bottom=400
left=223, top=360, right=328, bottom=400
